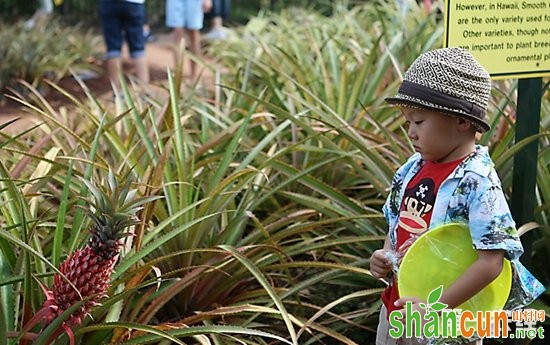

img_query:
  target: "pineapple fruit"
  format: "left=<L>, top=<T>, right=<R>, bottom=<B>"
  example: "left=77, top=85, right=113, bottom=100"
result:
left=37, top=170, right=159, bottom=343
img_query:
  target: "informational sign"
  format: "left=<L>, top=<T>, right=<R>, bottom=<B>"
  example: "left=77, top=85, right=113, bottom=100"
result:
left=444, top=0, right=550, bottom=79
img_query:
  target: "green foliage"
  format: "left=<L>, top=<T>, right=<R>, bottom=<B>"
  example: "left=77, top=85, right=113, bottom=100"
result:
left=0, top=19, right=100, bottom=98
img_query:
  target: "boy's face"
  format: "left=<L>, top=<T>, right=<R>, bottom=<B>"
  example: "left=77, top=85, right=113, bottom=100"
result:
left=400, top=107, right=476, bottom=163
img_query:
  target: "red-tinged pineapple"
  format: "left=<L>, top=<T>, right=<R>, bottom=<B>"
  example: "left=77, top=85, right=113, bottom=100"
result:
left=32, top=170, right=159, bottom=344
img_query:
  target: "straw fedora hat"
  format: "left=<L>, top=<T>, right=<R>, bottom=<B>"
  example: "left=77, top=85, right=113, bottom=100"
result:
left=385, top=47, right=492, bottom=132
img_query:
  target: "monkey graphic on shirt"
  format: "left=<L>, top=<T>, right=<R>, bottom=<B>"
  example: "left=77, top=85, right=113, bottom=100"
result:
left=397, top=177, right=436, bottom=235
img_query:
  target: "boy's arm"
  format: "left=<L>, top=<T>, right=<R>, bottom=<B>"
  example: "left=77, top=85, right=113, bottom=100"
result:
left=437, top=170, right=513, bottom=308
left=395, top=249, right=504, bottom=309
left=439, top=249, right=504, bottom=308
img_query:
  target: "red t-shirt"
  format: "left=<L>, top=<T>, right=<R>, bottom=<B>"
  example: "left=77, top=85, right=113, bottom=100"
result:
left=381, top=157, right=465, bottom=316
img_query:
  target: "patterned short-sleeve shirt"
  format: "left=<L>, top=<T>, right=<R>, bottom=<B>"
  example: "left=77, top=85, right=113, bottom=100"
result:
left=382, top=145, right=545, bottom=310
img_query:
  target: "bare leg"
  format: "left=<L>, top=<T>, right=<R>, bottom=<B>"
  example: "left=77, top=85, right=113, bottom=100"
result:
left=211, top=16, right=223, bottom=30
left=171, top=27, right=185, bottom=69
left=25, top=0, right=53, bottom=29
left=186, top=28, right=201, bottom=81
left=133, top=55, right=150, bottom=83
left=105, top=57, right=122, bottom=89
left=204, top=16, right=228, bottom=40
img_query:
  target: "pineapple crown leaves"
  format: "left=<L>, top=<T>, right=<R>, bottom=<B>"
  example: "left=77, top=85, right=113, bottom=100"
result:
left=78, top=170, right=162, bottom=236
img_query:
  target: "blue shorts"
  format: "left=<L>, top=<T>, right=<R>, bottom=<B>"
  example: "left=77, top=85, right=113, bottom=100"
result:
left=99, top=1, right=146, bottom=59
left=165, top=0, right=204, bottom=30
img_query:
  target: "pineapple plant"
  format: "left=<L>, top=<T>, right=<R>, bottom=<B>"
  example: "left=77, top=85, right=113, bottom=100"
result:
left=21, top=170, right=160, bottom=344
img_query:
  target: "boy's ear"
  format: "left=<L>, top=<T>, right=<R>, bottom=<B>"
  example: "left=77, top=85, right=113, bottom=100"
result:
left=457, top=117, right=474, bottom=131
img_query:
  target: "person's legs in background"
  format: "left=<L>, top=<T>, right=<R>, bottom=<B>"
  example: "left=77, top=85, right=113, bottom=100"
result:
left=166, top=0, right=206, bottom=81
left=99, top=1, right=124, bottom=89
left=143, top=23, right=156, bottom=42
left=204, top=0, right=229, bottom=40
left=142, top=6, right=156, bottom=43
left=38, top=0, right=54, bottom=13
left=25, top=0, right=54, bottom=29
left=124, top=2, right=149, bottom=83
left=100, top=1, right=149, bottom=91
left=185, top=27, right=201, bottom=79
left=166, top=0, right=185, bottom=68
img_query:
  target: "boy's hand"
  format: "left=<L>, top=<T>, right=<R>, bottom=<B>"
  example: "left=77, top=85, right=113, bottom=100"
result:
left=369, top=249, right=393, bottom=278
left=203, top=0, right=212, bottom=13
left=394, top=296, right=423, bottom=311
left=393, top=297, right=428, bottom=326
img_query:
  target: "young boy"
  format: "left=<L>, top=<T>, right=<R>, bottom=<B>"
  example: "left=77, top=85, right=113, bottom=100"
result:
left=370, top=47, right=545, bottom=344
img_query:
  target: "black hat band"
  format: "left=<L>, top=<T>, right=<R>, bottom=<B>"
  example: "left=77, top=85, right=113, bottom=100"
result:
left=398, top=80, right=485, bottom=118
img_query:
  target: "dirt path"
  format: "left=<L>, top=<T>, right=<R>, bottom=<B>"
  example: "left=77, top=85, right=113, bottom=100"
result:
left=0, top=33, right=210, bottom=135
